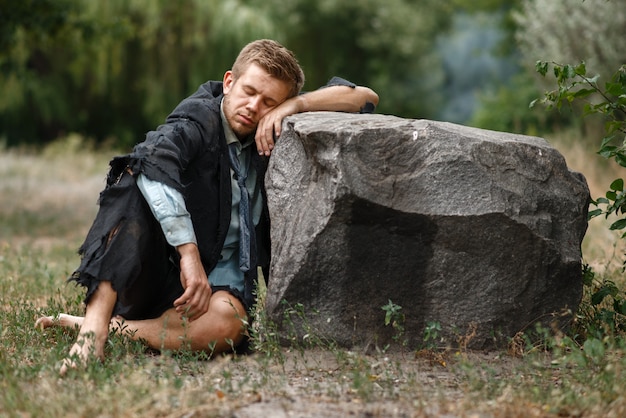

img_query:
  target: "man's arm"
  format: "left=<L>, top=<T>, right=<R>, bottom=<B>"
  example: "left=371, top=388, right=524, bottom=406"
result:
left=255, top=83, right=379, bottom=156
left=136, top=174, right=211, bottom=322
left=175, top=242, right=212, bottom=322
left=136, top=174, right=197, bottom=247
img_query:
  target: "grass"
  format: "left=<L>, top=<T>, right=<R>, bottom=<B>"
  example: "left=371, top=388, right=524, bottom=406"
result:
left=1, top=134, right=626, bottom=417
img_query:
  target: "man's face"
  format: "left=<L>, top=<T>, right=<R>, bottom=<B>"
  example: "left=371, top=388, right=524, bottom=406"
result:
left=222, top=63, right=292, bottom=139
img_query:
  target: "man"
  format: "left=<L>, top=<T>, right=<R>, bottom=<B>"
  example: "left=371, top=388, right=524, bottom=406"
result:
left=35, top=39, right=378, bottom=373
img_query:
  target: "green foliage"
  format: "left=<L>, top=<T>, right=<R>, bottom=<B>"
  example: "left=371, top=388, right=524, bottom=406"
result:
left=450, top=0, right=520, bottom=12
left=0, top=0, right=459, bottom=148
left=514, top=0, right=626, bottom=85
left=422, top=320, right=442, bottom=349
left=574, top=265, right=626, bottom=340
left=533, top=61, right=626, bottom=229
left=381, top=299, right=407, bottom=348
left=507, top=0, right=626, bottom=139
left=0, top=0, right=275, bottom=147
left=381, top=299, right=402, bottom=327
left=0, top=0, right=75, bottom=51
left=471, top=71, right=564, bottom=134
left=259, top=0, right=453, bottom=120
left=533, top=61, right=626, bottom=344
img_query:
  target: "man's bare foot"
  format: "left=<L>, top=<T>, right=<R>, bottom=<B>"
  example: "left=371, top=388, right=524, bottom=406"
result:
left=59, top=332, right=104, bottom=375
left=35, top=313, right=84, bottom=330
left=34, top=315, right=57, bottom=330
left=36, top=313, right=109, bottom=375
left=39, top=281, right=118, bottom=376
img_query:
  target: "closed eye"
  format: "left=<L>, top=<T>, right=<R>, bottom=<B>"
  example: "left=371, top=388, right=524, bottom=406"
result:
left=243, top=85, right=279, bottom=108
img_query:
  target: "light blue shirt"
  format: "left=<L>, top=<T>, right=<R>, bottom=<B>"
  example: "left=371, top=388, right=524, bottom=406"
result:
left=137, top=100, right=263, bottom=291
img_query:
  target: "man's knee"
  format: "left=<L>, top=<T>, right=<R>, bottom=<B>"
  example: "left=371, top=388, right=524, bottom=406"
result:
left=213, top=293, right=247, bottom=334
left=192, top=292, right=247, bottom=351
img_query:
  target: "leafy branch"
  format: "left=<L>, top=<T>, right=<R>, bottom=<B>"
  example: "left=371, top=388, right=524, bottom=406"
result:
left=533, top=61, right=626, bottom=340
left=532, top=61, right=626, bottom=233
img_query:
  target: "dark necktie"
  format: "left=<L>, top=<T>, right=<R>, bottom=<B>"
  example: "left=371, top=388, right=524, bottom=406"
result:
left=228, top=143, right=255, bottom=273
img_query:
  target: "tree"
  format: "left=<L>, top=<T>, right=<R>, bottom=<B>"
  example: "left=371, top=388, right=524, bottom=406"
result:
left=513, top=0, right=626, bottom=83
left=0, top=0, right=457, bottom=146
left=0, top=0, right=279, bottom=146
left=471, top=0, right=626, bottom=135
left=0, top=0, right=80, bottom=144
left=257, top=0, right=453, bottom=119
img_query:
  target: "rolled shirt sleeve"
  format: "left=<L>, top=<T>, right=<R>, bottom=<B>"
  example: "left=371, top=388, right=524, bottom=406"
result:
left=136, top=173, right=197, bottom=247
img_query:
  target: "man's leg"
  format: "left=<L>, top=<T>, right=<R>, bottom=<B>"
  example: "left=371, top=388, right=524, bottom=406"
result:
left=113, top=290, right=248, bottom=354
left=38, top=290, right=248, bottom=357
left=36, top=281, right=118, bottom=374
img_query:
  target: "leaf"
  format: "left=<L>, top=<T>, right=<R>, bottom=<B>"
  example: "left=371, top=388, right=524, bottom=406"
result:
left=610, top=178, right=624, bottom=192
left=562, top=64, right=576, bottom=80
left=598, top=138, right=617, bottom=158
left=587, top=74, right=600, bottom=85
left=606, top=82, right=626, bottom=97
left=573, top=88, right=596, bottom=99
left=613, top=299, right=626, bottom=315
left=600, top=136, right=616, bottom=148
left=605, top=120, right=624, bottom=135
left=599, top=147, right=616, bottom=159
left=609, top=218, right=626, bottom=230
left=614, top=153, right=626, bottom=168
left=591, top=286, right=616, bottom=305
left=535, top=61, right=549, bottom=77
left=588, top=208, right=603, bottom=219
left=574, top=62, right=587, bottom=76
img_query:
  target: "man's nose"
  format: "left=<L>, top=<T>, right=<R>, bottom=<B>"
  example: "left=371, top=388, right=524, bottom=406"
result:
left=246, top=96, right=261, bottom=113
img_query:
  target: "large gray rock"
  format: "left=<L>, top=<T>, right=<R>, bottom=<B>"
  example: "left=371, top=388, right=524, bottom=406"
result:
left=264, top=112, right=589, bottom=350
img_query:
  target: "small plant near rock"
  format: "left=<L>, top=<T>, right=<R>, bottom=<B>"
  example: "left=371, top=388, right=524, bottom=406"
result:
left=381, top=299, right=407, bottom=349
left=422, top=320, right=442, bottom=350
left=575, top=264, right=626, bottom=340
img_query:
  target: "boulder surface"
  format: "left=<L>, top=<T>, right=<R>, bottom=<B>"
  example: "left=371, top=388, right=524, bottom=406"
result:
left=265, top=112, right=589, bottom=350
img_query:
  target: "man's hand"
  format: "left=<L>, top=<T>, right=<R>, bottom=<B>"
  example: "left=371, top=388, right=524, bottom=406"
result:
left=174, top=243, right=212, bottom=322
left=255, top=96, right=302, bottom=156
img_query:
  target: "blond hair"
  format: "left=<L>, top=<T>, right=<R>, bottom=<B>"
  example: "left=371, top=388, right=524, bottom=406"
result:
left=231, top=39, right=305, bottom=98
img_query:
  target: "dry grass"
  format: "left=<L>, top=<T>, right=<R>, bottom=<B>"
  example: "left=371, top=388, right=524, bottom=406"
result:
left=0, top=136, right=108, bottom=250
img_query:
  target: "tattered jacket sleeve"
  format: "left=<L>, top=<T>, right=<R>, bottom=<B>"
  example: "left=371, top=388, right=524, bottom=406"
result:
left=109, top=82, right=224, bottom=194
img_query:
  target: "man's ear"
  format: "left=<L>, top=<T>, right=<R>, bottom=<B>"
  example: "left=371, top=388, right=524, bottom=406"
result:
left=223, top=70, right=234, bottom=94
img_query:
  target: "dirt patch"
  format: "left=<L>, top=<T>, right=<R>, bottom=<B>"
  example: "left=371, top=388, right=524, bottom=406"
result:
left=185, top=348, right=527, bottom=418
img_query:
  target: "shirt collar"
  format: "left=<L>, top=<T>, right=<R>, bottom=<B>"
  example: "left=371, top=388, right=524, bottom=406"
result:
left=220, top=99, right=254, bottom=150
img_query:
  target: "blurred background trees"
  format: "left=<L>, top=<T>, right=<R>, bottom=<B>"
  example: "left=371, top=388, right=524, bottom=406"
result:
left=0, top=0, right=624, bottom=149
